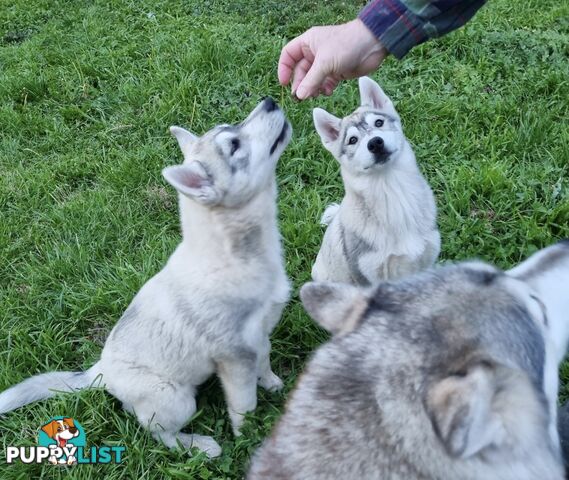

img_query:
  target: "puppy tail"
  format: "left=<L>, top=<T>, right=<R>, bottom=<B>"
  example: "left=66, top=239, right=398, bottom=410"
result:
left=320, top=203, right=340, bottom=226
left=0, top=362, right=102, bottom=415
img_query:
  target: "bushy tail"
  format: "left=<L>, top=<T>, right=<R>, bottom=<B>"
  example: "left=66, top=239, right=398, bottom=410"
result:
left=320, top=203, right=340, bottom=226
left=0, top=362, right=101, bottom=415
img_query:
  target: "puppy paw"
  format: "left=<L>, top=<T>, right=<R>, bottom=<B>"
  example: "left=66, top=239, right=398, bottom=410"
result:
left=194, top=436, right=222, bottom=458
left=320, top=203, right=340, bottom=226
left=178, top=433, right=222, bottom=458
left=258, top=371, right=284, bottom=392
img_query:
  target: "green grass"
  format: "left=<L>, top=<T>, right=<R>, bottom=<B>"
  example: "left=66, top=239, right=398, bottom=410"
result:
left=0, top=0, right=568, bottom=477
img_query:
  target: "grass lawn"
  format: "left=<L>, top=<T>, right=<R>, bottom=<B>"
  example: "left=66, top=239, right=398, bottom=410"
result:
left=0, top=0, right=568, bottom=478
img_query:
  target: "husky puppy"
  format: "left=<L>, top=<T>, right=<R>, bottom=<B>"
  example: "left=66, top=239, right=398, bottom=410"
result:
left=248, top=242, right=569, bottom=480
left=0, top=97, right=292, bottom=458
left=311, top=77, right=440, bottom=285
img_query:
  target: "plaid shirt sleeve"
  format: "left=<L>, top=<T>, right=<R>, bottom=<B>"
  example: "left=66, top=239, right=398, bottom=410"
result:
left=359, top=0, right=487, bottom=59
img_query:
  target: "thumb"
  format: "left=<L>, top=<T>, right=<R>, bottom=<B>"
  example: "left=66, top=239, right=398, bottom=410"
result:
left=296, top=57, right=329, bottom=99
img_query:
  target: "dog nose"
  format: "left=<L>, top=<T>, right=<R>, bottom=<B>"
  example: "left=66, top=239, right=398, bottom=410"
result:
left=367, top=137, right=384, bottom=154
left=69, top=427, right=77, bottom=434
left=263, top=97, right=278, bottom=112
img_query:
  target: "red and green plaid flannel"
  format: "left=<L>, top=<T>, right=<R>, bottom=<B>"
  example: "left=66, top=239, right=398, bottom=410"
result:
left=359, top=0, right=487, bottom=59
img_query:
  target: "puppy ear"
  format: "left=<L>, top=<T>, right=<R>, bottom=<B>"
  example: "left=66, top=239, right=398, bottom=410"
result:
left=63, top=417, right=75, bottom=428
left=359, top=77, right=396, bottom=115
left=162, top=162, right=220, bottom=205
left=300, top=282, right=368, bottom=335
left=507, top=241, right=569, bottom=364
left=425, top=363, right=506, bottom=459
left=41, top=420, right=58, bottom=439
left=170, top=126, right=198, bottom=158
left=313, top=108, right=341, bottom=151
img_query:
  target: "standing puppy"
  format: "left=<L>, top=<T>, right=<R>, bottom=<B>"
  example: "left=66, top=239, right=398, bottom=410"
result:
left=0, top=97, right=292, bottom=458
left=312, top=77, right=440, bottom=285
left=248, top=242, right=569, bottom=480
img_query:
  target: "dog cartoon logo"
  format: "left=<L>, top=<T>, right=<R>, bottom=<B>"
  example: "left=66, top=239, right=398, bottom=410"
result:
left=5, top=416, right=125, bottom=465
left=38, top=417, right=85, bottom=465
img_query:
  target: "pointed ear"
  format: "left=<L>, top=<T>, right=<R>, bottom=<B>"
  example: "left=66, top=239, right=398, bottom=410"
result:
left=63, top=417, right=75, bottom=428
left=300, top=282, right=369, bottom=335
left=41, top=420, right=58, bottom=439
left=359, top=77, right=396, bottom=114
left=425, top=363, right=506, bottom=459
left=507, top=241, right=569, bottom=364
left=313, top=108, right=341, bottom=151
left=162, top=162, right=220, bottom=205
left=170, top=125, right=198, bottom=158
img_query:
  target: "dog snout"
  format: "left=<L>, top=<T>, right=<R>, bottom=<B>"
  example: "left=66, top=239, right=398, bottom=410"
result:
left=367, top=137, right=385, bottom=154
left=262, top=97, right=278, bottom=112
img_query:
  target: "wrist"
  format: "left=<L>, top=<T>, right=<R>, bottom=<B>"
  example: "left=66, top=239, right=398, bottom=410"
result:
left=345, top=18, right=387, bottom=57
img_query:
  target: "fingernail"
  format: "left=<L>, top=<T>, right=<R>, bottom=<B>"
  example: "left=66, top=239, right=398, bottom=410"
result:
left=296, top=86, right=307, bottom=99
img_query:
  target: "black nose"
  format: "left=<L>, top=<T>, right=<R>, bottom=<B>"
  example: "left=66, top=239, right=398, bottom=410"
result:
left=69, top=427, right=77, bottom=434
left=367, top=137, right=384, bottom=154
left=263, top=96, right=278, bottom=112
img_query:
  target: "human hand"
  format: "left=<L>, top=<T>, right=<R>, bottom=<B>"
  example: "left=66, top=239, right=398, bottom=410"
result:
left=278, top=19, right=387, bottom=100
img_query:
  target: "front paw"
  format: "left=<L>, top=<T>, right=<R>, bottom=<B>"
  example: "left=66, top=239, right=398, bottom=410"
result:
left=258, top=371, right=284, bottom=392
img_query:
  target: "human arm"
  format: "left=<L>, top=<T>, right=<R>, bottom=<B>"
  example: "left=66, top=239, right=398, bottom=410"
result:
left=278, top=0, right=487, bottom=99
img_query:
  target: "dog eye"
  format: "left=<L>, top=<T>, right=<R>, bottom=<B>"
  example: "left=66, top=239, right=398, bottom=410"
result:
left=375, top=119, right=384, bottom=128
left=348, top=136, right=358, bottom=145
left=230, top=138, right=240, bottom=155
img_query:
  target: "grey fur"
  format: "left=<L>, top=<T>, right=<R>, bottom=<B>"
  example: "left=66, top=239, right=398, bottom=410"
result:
left=231, top=224, right=263, bottom=259
left=507, top=240, right=569, bottom=448
left=339, top=111, right=400, bottom=159
left=312, top=77, right=440, bottom=286
left=558, top=401, right=569, bottom=471
left=339, top=224, right=373, bottom=286
left=249, top=248, right=569, bottom=480
left=0, top=98, right=292, bottom=458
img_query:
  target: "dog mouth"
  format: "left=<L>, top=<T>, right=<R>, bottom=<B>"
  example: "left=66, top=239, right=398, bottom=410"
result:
left=58, top=438, right=68, bottom=448
left=364, top=151, right=392, bottom=169
left=269, top=121, right=289, bottom=155
left=373, top=151, right=391, bottom=164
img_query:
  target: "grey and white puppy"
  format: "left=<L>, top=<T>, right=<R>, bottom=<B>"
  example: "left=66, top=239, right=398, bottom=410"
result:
left=0, top=97, right=292, bottom=458
left=312, top=77, right=440, bottom=285
left=248, top=242, right=569, bottom=480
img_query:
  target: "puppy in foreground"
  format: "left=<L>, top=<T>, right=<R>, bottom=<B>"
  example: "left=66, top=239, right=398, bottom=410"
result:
left=311, top=77, right=440, bottom=285
left=0, top=97, right=292, bottom=458
left=248, top=242, right=569, bottom=479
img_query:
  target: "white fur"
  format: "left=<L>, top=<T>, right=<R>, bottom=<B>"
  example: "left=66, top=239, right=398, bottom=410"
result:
left=311, top=77, right=440, bottom=285
left=507, top=242, right=569, bottom=452
left=320, top=203, right=340, bottom=226
left=0, top=99, right=292, bottom=458
left=249, top=256, right=567, bottom=480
